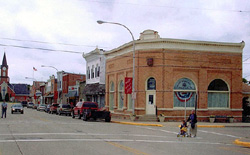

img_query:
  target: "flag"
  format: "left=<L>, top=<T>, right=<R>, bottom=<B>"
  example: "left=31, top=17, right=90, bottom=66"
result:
left=33, top=67, right=37, bottom=71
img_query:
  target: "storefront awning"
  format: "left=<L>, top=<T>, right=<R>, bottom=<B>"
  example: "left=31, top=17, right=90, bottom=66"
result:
left=82, top=83, right=105, bottom=95
left=66, top=91, right=77, bottom=97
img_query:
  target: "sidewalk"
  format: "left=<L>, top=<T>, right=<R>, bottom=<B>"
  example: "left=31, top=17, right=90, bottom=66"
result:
left=111, top=118, right=250, bottom=128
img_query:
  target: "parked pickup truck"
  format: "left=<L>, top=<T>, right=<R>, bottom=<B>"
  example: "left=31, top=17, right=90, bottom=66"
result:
left=72, top=101, right=111, bottom=122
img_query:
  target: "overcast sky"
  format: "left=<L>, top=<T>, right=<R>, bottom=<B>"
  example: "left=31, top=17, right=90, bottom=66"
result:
left=0, top=0, right=250, bottom=85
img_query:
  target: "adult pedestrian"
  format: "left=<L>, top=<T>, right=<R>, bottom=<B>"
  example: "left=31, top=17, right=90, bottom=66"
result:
left=187, top=110, right=197, bottom=137
left=1, top=100, right=7, bottom=118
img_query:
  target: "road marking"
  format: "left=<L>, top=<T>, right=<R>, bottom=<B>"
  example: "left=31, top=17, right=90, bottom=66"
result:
left=0, top=132, right=174, bottom=139
left=107, top=141, right=150, bottom=155
left=199, top=130, right=241, bottom=138
left=0, top=138, right=233, bottom=146
left=137, top=126, right=178, bottom=134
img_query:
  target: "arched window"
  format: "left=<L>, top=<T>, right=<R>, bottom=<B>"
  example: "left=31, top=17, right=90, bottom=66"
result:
left=173, top=78, right=196, bottom=107
left=118, top=80, right=124, bottom=109
left=147, top=77, right=156, bottom=90
left=87, top=67, right=90, bottom=79
left=109, top=82, right=114, bottom=111
left=91, top=65, right=95, bottom=78
left=208, top=79, right=229, bottom=108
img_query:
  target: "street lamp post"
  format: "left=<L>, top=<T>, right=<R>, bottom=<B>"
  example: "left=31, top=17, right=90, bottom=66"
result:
left=97, top=20, right=136, bottom=115
left=41, top=65, right=59, bottom=103
left=41, top=65, right=58, bottom=72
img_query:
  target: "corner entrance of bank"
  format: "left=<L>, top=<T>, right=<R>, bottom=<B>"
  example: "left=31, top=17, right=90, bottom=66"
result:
left=145, top=77, right=156, bottom=115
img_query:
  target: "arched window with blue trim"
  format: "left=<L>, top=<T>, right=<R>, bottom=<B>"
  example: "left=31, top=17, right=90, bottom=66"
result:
left=173, top=78, right=196, bottom=107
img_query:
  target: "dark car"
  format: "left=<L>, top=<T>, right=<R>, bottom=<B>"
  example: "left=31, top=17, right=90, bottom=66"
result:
left=45, top=104, right=51, bottom=113
left=72, top=101, right=98, bottom=119
left=21, top=101, right=27, bottom=107
left=11, top=103, right=24, bottom=114
left=57, top=104, right=72, bottom=116
left=49, top=103, right=59, bottom=114
left=27, top=102, right=34, bottom=108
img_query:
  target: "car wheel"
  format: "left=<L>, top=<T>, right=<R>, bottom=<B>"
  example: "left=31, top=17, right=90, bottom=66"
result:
left=21, top=111, right=24, bottom=114
left=72, top=111, right=75, bottom=118
left=77, top=111, right=81, bottom=119
left=11, top=111, right=13, bottom=114
left=83, top=114, right=88, bottom=121
left=105, top=117, right=111, bottom=122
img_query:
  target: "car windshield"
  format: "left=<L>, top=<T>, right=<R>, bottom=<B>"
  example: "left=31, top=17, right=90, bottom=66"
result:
left=83, top=102, right=98, bottom=108
left=62, top=104, right=71, bottom=108
left=40, top=104, right=46, bottom=107
left=13, top=104, right=22, bottom=107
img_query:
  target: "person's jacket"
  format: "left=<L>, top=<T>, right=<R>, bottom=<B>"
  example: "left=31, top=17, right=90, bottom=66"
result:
left=187, top=114, right=197, bottom=124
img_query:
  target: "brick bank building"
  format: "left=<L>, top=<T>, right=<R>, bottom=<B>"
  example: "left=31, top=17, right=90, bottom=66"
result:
left=104, top=30, right=244, bottom=122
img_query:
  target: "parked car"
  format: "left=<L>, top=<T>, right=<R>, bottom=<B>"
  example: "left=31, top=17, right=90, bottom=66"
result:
left=82, top=102, right=111, bottom=122
left=57, top=104, right=72, bottom=116
left=37, top=104, right=46, bottom=111
left=45, top=104, right=51, bottom=113
left=49, top=103, right=59, bottom=114
left=33, top=104, right=38, bottom=109
left=72, top=101, right=111, bottom=121
left=11, top=103, right=24, bottom=114
left=21, top=101, right=27, bottom=107
left=27, top=102, right=34, bottom=108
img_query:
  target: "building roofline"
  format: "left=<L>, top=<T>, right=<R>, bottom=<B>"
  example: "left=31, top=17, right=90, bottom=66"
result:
left=104, top=37, right=245, bottom=58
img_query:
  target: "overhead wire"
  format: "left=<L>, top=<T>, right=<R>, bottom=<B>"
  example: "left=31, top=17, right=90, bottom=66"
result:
left=0, top=42, right=246, bottom=65
left=79, top=0, right=250, bottom=13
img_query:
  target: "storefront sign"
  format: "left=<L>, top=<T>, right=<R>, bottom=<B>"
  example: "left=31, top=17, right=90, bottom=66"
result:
left=125, top=77, right=133, bottom=94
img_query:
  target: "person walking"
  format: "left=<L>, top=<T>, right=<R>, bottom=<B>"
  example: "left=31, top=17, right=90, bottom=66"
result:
left=1, top=100, right=7, bottom=118
left=187, top=110, right=197, bottom=137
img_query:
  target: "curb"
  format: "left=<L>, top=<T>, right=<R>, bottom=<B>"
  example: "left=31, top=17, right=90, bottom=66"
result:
left=112, top=121, right=163, bottom=127
left=234, top=138, right=250, bottom=148
left=197, top=125, right=225, bottom=128
left=178, top=125, right=225, bottom=128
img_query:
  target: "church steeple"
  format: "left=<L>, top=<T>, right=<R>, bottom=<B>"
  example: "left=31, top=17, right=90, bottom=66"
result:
left=2, top=52, right=8, bottom=68
left=0, top=52, right=9, bottom=83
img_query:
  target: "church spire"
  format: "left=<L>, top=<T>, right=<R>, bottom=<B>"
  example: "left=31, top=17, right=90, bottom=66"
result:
left=2, top=52, right=8, bottom=68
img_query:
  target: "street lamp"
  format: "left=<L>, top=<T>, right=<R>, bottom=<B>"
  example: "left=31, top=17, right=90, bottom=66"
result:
left=41, top=65, right=58, bottom=72
left=25, top=77, right=37, bottom=81
left=97, top=20, right=136, bottom=115
left=41, top=65, right=59, bottom=104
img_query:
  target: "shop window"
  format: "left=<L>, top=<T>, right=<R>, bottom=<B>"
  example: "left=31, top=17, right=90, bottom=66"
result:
left=118, top=80, right=124, bottom=109
left=208, top=79, right=229, bottom=108
left=173, top=78, right=196, bottom=107
left=109, top=81, right=114, bottom=111
left=127, top=94, right=132, bottom=110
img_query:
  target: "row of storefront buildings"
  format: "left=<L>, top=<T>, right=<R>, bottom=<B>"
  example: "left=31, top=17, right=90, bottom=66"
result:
left=3, top=29, right=249, bottom=122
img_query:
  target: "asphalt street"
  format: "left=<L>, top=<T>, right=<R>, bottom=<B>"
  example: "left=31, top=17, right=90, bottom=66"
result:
left=0, top=107, right=249, bottom=155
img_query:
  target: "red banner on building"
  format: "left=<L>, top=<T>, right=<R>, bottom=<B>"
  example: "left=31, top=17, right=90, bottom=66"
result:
left=125, top=77, right=133, bottom=94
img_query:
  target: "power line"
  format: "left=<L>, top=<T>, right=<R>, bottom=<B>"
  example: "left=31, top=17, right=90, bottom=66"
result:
left=0, top=43, right=82, bottom=54
left=0, top=43, right=245, bottom=65
left=0, top=37, right=109, bottom=49
left=80, top=0, right=250, bottom=13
